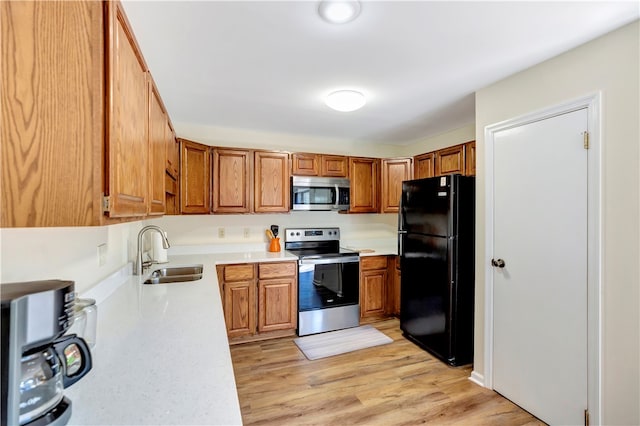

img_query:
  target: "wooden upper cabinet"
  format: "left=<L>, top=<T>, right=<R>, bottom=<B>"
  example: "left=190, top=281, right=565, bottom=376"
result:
left=148, top=79, right=167, bottom=216
left=321, top=155, right=348, bottom=177
left=435, top=144, right=465, bottom=176
left=166, top=122, right=179, bottom=179
left=179, top=139, right=211, bottom=214
left=213, top=148, right=251, bottom=213
left=349, top=157, right=380, bottom=213
left=1, top=1, right=105, bottom=226
left=105, top=1, right=149, bottom=218
left=291, top=153, right=319, bottom=176
left=381, top=158, right=413, bottom=213
left=291, top=153, right=348, bottom=177
left=254, top=151, right=290, bottom=213
left=465, top=140, right=476, bottom=176
left=414, top=152, right=435, bottom=180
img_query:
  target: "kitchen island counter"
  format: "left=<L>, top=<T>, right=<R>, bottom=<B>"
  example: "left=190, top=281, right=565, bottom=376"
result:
left=66, top=250, right=297, bottom=425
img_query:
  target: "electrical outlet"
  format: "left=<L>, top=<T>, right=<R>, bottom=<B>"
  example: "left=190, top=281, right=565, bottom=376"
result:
left=97, top=243, right=107, bottom=267
left=218, top=227, right=225, bottom=238
left=244, top=228, right=250, bottom=238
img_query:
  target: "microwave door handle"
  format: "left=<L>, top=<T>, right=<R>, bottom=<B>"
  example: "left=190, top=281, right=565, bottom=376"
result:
left=334, top=184, right=341, bottom=210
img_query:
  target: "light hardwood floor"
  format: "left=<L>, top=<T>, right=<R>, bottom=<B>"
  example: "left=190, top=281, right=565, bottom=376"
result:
left=230, top=318, right=545, bottom=425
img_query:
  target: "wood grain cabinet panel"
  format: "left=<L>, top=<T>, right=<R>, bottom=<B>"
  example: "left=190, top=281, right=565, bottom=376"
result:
left=291, top=153, right=320, bottom=176
left=258, top=277, right=297, bottom=333
left=1, top=1, right=105, bottom=226
left=254, top=151, right=290, bottom=213
left=179, top=139, right=211, bottom=214
left=148, top=79, right=167, bottom=216
left=321, top=155, right=348, bottom=177
left=224, top=281, right=257, bottom=338
left=349, top=157, right=380, bottom=213
left=414, top=152, right=435, bottom=180
left=381, top=158, right=413, bottom=213
left=258, top=262, right=297, bottom=279
left=465, top=140, right=476, bottom=176
left=360, top=255, right=389, bottom=318
left=435, top=145, right=466, bottom=176
left=213, top=148, right=251, bottom=213
left=105, top=1, right=150, bottom=218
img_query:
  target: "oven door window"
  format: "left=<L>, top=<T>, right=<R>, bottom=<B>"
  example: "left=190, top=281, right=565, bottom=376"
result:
left=298, top=262, right=359, bottom=311
left=292, top=186, right=336, bottom=205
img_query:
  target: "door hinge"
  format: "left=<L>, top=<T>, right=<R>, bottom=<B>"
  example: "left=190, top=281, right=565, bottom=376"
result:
left=584, top=409, right=590, bottom=426
left=102, top=196, right=110, bottom=213
left=583, top=131, right=589, bottom=149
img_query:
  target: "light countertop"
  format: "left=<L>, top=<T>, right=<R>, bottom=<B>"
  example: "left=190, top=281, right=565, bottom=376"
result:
left=66, top=250, right=297, bottom=425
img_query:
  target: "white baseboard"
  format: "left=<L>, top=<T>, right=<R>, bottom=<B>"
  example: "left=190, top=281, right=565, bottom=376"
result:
left=468, top=370, right=487, bottom=387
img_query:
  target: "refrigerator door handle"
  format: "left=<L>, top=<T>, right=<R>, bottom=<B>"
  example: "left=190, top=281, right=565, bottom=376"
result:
left=398, top=232, right=406, bottom=256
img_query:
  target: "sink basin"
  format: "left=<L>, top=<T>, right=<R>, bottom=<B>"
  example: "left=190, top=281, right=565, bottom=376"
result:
left=143, top=265, right=203, bottom=285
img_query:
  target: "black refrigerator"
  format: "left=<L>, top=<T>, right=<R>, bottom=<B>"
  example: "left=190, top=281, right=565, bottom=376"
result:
left=398, top=174, right=475, bottom=366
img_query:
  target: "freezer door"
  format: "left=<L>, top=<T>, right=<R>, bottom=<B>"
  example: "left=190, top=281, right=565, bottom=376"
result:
left=400, top=233, right=452, bottom=362
left=400, top=176, right=452, bottom=236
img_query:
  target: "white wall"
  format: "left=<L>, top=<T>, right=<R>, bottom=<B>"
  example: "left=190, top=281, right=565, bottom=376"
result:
left=174, top=122, right=401, bottom=158
left=0, top=222, right=141, bottom=294
left=475, top=20, right=639, bottom=425
left=397, top=123, right=475, bottom=157
left=149, top=212, right=397, bottom=249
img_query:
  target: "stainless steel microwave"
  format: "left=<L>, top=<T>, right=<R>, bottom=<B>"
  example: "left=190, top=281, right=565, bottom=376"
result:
left=290, top=176, right=350, bottom=211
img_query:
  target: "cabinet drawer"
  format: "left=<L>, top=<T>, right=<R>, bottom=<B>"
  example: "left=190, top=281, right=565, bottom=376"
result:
left=361, top=256, right=388, bottom=271
left=223, top=264, right=255, bottom=282
left=259, top=262, right=297, bottom=279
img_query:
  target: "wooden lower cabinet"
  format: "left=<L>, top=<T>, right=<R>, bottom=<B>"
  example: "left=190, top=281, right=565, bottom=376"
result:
left=360, top=256, right=389, bottom=318
left=218, top=261, right=297, bottom=342
left=390, top=256, right=401, bottom=316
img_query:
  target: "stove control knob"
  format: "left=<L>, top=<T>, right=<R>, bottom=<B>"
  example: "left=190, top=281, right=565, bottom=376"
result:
left=296, top=232, right=300, bottom=236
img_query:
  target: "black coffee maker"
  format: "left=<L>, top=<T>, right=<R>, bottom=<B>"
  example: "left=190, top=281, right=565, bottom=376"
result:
left=1, top=280, right=93, bottom=426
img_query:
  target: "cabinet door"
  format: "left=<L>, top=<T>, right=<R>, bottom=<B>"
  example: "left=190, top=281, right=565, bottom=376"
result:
left=213, top=148, right=251, bottom=213
left=179, top=139, right=211, bottom=213
left=148, top=80, right=166, bottom=216
left=258, top=277, right=297, bottom=332
left=106, top=1, right=149, bottom=217
left=291, top=153, right=319, bottom=176
left=1, top=1, right=104, bottom=227
left=254, top=151, right=289, bottom=213
left=393, top=257, right=401, bottom=316
left=349, top=157, right=379, bottom=213
left=224, top=280, right=256, bottom=338
left=361, top=269, right=387, bottom=318
left=321, top=155, right=348, bottom=177
left=414, top=152, right=435, bottom=179
left=435, top=144, right=465, bottom=176
left=381, top=158, right=413, bottom=213
left=465, top=140, right=476, bottom=176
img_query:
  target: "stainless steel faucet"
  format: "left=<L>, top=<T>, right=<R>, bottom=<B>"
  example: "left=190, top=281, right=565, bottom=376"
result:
left=136, top=225, right=170, bottom=275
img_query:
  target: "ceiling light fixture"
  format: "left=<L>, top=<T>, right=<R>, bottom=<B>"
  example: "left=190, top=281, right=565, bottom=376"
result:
left=325, top=90, right=366, bottom=112
left=318, top=0, right=361, bottom=24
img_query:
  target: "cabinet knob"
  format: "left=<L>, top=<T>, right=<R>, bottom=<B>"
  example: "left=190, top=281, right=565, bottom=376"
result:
left=491, top=258, right=506, bottom=268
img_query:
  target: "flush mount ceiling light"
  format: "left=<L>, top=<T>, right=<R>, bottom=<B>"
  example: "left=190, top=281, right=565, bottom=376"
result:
left=325, top=90, right=366, bottom=112
left=318, top=0, right=361, bottom=24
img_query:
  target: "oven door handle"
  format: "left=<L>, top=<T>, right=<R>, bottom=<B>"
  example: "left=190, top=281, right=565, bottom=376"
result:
left=299, top=256, right=360, bottom=265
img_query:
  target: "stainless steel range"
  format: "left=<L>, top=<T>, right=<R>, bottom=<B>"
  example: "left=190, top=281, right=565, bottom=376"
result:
left=284, top=228, right=360, bottom=336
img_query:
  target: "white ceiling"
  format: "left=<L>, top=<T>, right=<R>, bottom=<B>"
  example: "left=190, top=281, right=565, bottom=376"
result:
left=121, top=1, right=639, bottom=146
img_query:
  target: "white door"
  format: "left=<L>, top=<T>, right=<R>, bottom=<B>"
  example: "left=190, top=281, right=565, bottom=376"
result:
left=492, top=108, right=588, bottom=425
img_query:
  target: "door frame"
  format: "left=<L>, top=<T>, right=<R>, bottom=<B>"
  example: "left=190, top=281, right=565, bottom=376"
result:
left=482, top=93, right=602, bottom=423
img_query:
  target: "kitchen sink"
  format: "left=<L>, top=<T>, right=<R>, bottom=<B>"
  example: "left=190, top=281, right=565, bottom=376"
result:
left=143, top=265, right=203, bottom=285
